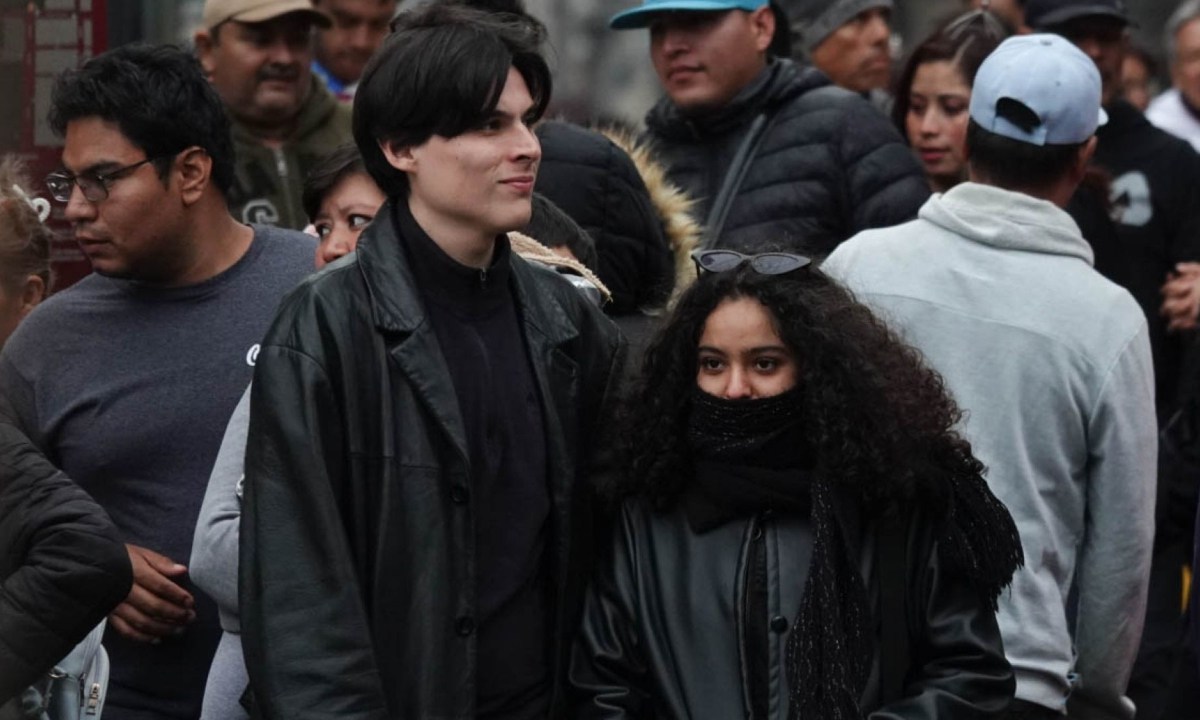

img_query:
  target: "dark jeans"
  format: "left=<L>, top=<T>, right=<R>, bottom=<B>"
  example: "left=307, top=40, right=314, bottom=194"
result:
left=1127, top=542, right=1200, bottom=720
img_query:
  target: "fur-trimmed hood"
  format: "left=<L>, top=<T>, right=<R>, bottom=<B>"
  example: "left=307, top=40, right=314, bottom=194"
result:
left=535, top=121, right=701, bottom=315
left=598, top=126, right=702, bottom=305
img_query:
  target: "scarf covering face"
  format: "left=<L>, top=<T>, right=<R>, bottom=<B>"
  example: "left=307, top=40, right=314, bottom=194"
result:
left=685, top=386, right=1024, bottom=719
left=688, top=387, right=871, bottom=720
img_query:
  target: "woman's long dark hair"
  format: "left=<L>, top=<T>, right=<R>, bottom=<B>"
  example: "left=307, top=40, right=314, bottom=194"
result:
left=616, top=265, right=985, bottom=513
left=890, top=11, right=1008, bottom=139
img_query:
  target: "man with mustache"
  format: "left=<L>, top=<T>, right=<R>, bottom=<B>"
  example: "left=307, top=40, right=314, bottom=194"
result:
left=196, top=0, right=353, bottom=229
left=608, top=0, right=927, bottom=255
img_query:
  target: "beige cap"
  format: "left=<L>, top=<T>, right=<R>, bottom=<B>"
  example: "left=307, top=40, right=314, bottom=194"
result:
left=203, top=0, right=331, bottom=30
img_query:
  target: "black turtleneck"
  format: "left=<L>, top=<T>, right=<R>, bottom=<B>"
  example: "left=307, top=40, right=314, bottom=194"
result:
left=398, top=203, right=551, bottom=719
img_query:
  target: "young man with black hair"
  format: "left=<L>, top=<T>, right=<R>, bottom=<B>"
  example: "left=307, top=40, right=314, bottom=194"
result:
left=239, top=4, right=625, bottom=718
left=825, top=34, right=1156, bottom=720
left=0, top=44, right=317, bottom=720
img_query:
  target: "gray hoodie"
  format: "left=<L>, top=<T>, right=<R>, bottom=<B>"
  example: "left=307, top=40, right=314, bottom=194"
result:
left=823, top=182, right=1156, bottom=720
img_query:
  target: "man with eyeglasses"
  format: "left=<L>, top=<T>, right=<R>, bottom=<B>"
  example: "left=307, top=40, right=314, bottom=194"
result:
left=0, top=45, right=316, bottom=720
left=1027, top=2, right=1200, bottom=715
left=195, top=0, right=353, bottom=229
left=825, top=35, right=1156, bottom=720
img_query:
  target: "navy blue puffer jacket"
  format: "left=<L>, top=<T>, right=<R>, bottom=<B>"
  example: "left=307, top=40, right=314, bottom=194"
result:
left=645, top=59, right=929, bottom=256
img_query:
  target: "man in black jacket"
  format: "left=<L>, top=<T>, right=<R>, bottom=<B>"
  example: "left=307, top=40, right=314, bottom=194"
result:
left=239, top=5, right=625, bottom=719
left=609, top=0, right=927, bottom=255
left=1027, top=0, right=1200, bottom=717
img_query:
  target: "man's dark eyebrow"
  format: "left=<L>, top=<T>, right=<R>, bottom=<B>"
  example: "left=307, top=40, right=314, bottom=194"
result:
left=60, top=160, right=124, bottom=177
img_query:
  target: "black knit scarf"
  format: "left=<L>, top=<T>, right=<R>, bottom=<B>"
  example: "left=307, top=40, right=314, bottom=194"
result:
left=686, top=387, right=1024, bottom=718
left=688, top=388, right=870, bottom=720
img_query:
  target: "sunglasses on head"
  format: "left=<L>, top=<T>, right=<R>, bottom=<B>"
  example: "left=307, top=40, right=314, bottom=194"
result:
left=691, top=249, right=813, bottom=276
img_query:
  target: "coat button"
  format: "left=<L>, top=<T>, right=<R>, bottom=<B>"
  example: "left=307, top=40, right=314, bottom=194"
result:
left=770, top=615, right=789, bottom=634
left=450, top=485, right=468, bottom=504
left=455, top=616, right=476, bottom=636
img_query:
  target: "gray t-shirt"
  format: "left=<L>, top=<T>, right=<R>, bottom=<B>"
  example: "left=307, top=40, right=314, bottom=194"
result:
left=0, top=225, right=316, bottom=720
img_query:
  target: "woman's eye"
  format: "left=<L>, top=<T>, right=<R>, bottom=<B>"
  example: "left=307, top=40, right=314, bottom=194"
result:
left=754, top=357, right=780, bottom=372
left=348, top=213, right=374, bottom=229
left=942, top=100, right=968, bottom=116
left=699, top=357, right=723, bottom=372
left=315, top=223, right=332, bottom=239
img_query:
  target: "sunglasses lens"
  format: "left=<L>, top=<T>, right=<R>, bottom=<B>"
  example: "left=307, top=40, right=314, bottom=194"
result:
left=697, top=250, right=745, bottom=273
left=751, top=253, right=809, bottom=275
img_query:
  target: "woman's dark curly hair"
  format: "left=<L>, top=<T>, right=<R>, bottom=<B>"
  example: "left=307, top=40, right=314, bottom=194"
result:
left=616, top=265, right=986, bottom=511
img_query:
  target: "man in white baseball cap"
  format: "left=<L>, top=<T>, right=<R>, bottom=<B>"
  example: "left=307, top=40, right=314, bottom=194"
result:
left=825, top=34, right=1156, bottom=720
left=195, top=0, right=352, bottom=230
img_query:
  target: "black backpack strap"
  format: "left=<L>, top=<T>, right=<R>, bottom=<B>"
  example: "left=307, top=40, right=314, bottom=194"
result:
left=877, top=511, right=910, bottom=704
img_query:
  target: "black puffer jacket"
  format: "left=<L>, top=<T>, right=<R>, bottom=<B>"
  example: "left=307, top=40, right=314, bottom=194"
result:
left=536, top=121, right=676, bottom=315
left=0, top=417, right=132, bottom=704
left=645, top=59, right=929, bottom=255
left=571, top=491, right=1015, bottom=719
left=240, top=201, right=626, bottom=719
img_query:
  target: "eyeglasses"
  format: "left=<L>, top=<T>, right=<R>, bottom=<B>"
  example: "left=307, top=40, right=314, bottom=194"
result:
left=691, top=249, right=812, bottom=275
left=44, top=157, right=163, bottom=203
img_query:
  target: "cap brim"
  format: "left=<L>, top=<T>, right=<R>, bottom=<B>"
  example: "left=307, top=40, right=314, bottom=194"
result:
left=232, top=4, right=331, bottom=28
left=609, top=0, right=761, bottom=29
left=1031, top=6, right=1135, bottom=30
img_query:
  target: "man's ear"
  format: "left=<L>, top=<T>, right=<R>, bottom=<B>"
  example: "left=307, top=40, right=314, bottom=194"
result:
left=176, top=147, right=213, bottom=205
left=379, top=138, right=417, bottom=173
left=1067, top=135, right=1099, bottom=187
left=1079, top=135, right=1099, bottom=172
left=749, top=5, right=776, bottom=54
left=195, top=29, right=217, bottom=76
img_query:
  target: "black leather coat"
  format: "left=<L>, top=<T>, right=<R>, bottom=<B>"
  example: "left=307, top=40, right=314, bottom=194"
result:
left=239, top=201, right=626, bottom=719
left=0, top=417, right=131, bottom=704
left=645, top=59, right=930, bottom=256
left=571, top=491, right=1015, bottom=719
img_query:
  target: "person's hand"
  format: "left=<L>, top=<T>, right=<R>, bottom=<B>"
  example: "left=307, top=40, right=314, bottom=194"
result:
left=108, top=544, right=196, bottom=643
left=1161, top=262, right=1200, bottom=332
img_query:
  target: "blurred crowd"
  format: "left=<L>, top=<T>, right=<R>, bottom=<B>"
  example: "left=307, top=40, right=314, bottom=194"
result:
left=3, top=0, right=1200, bottom=719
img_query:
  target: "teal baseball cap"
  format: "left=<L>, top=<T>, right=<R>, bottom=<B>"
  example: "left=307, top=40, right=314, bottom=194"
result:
left=610, top=0, right=769, bottom=30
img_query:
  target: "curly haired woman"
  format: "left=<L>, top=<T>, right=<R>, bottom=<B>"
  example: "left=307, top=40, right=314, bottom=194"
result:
left=570, top=251, right=1023, bottom=719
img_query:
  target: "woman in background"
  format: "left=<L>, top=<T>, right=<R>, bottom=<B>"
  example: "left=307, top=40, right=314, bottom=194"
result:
left=892, top=12, right=1006, bottom=192
left=0, top=157, right=52, bottom=349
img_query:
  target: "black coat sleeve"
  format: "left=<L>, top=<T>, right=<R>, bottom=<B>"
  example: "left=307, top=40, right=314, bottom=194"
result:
left=0, top=421, right=132, bottom=704
left=570, top=504, right=652, bottom=719
left=239, top=300, right=390, bottom=720
left=868, top=533, right=1015, bottom=719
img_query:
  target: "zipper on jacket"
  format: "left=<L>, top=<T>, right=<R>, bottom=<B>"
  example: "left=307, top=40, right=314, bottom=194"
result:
left=479, top=267, right=489, bottom=289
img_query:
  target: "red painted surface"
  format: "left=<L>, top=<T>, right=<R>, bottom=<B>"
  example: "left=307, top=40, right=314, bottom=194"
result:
left=12, top=0, right=107, bottom=292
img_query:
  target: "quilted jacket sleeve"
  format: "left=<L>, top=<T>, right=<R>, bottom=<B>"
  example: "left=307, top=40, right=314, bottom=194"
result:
left=0, top=420, right=132, bottom=704
left=835, top=94, right=931, bottom=236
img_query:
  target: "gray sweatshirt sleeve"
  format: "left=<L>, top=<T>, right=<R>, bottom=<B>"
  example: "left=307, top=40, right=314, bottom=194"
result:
left=1068, top=324, right=1157, bottom=720
left=189, top=385, right=250, bottom=629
